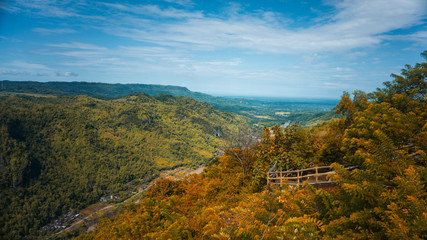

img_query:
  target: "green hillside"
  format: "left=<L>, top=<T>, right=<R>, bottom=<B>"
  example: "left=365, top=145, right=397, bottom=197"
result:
left=0, top=80, right=337, bottom=126
left=0, top=80, right=230, bottom=105
left=0, top=93, right=249, bottom=239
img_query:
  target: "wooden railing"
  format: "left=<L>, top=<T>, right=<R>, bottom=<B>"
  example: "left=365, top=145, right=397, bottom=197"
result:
left=267, top=163, right=343, bottom=188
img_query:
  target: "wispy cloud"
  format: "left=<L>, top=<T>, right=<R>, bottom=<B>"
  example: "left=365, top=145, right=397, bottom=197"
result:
left=0, top=4, right=21, bottom=13
left=36, top=72, right=50, bottom=76
left=101, top=3, right=203, bottom=19
left=33, top=28, right=77, bottom=35
left=45, top=41, right=243, bottom=74
left=0, top=69, right=30, bottom=75
left=323, top=82, right=351, bottom=89
left=10, top=60, right=50, bottom=70
left=97, top=0, right=426, bottom=54
left=48, top=42, right=107, bottom=51
left=329, top=0, right=425, bottom=33
left=0, top=69, right=52, bottom=77
left=4, top=0, right=426, bottom=54
left=333, top=67, right=352, bottom=72
left=4, top=60, right=78, bottom=78
left=3, top=0, right=104, bottom=20
left=384, top=30, right=427, bottom=45
left=163, top=0, right=194, bottom=7
left=55, top=71, right=78, bottom=77
left=6, top=0, right=79, bottom=18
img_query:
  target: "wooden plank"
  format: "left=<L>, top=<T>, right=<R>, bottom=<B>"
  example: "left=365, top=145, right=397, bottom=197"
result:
left=288, top=180, right=333, bottom=186
left=278, top=166, right=330, bottom=173
left=279, top=172, right=334, bottom=180
left=300, top=172, right=334, bottom=178
left=267, top=165, right=332, bottom=175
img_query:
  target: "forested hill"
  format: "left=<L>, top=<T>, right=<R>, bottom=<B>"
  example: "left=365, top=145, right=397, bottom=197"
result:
left=0, top=80, right=215, bottom=102
left=0, top=80, right=337, bottom=126
left=0, top=93, right=249, bottom=239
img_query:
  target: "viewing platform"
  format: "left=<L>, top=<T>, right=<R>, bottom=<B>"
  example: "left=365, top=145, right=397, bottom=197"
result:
left=267, top=162, right=357, bottom=188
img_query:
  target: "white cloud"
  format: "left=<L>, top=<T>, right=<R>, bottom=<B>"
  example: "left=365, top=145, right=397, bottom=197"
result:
left=48, top=42, right=107, bottom=51
left=44, top=43, right=174, bottom=67
left=334, top=67, right=352, bottom=71
left=4, top=0, right=425, bottom=54
left=3, top=0, right=105, bottom=20
left=33, top=28, right=77, bottom=35
left=329, top=0, right=425, bottom=34
left=0, top=69, right=30, bottom=75
left=36, top=72, right=50, bottom=76
left=205, top=59, right=242, bottom=66
left=384, top=30, right=427, bottom=45
left=9, top=0, right=79, bottom=18
left=99, top=0, right=426, bottom=54
left=102, top=3, right=203, bottom=19
left=45, top=42, right=245, bottom=81
left=42, top=42, right=108, bottom=61
left=3, top=61, right=78, bottom=77
left=0, top=4, right=21, bottom=13
left=0, top=69, right=52, bottom=76
left=163, top=0, right=194, bottom=7
left=323, top=82, right=350, bottom=89
left=10, top=60, right=50, bottom=70
left=55, top=71, right=78, bottom=77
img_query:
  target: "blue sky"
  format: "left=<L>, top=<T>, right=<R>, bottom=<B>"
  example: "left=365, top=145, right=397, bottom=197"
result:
left=0, top=0, right=426, bottom=98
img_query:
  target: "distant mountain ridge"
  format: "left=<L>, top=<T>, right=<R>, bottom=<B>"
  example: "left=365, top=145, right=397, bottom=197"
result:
left=0, top=80, right=259, bottom=112
left=0, top=80, right=212, bottom=100
left=0, top=80, right=337, bottom=126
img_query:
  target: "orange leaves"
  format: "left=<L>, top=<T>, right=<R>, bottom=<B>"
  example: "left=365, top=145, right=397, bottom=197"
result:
left=145, top=178, right=185, bottom=199
left=84, top=159, right=426, bottom=240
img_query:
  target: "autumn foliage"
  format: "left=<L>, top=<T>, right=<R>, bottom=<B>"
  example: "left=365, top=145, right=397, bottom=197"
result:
left=79, top=52, right=427, bottom=239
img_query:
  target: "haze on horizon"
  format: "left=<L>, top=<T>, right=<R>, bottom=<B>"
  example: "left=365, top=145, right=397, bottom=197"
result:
left=0, top=0, right=426, bottom=99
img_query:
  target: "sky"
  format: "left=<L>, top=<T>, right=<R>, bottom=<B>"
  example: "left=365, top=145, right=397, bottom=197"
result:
left=0, top=0, right=426, bottom=99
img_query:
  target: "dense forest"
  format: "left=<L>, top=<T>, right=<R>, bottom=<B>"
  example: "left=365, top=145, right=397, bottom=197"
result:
left=0, top=80, right=337, bottom=127
left=0, top=81, right=214, bottom=102
left=0, top=93, right=249, bottom=239
left=78, top=52, right=426, bottom=239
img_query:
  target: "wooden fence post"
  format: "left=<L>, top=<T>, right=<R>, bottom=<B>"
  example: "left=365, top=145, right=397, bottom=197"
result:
left=315, top=166, right=318, bottom=184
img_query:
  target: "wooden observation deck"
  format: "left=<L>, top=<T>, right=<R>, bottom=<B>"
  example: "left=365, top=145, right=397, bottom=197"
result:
left=267, top=162, right=357, bottom=188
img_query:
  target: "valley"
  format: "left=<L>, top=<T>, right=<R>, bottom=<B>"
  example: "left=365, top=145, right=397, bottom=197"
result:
left=1, top=0, right=426, bottom=238
left=0, top=93, right=249, bottom=239
left=1, top=54, right=426, bottom=239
